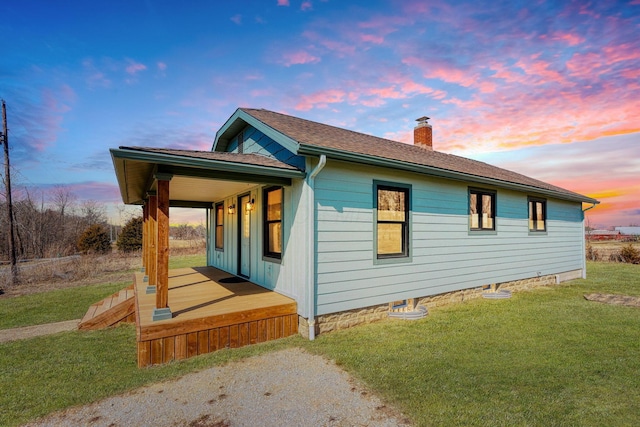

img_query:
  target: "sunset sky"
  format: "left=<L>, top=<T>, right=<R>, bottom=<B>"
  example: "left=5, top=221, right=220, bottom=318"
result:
left=1, top=0, right=639, bottom=228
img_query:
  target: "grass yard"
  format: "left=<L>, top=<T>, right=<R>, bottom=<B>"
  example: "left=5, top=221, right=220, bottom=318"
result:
left=0, top=261, right=638, bottom=426
left=307, top=261, right=640, bottom=426
left=0, top=281, right=131, bottom=330
left=0, top=253, right=207, bottom=330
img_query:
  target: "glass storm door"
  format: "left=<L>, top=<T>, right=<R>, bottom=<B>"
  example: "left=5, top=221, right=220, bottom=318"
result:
left=238, top=194, right=251, bottom=277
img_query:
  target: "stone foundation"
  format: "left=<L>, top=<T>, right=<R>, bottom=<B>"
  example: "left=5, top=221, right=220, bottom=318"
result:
left=300, top=269, right=582, bottom=338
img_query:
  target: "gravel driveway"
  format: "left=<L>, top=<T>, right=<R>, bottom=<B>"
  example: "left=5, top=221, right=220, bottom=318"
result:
left=24, top=348, right=411, bottom=427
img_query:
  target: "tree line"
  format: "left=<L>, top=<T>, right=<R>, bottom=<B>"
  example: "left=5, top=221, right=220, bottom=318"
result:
left=0, top=186, right=206, bottom=262
left=0, top=187, right=113, bottom=261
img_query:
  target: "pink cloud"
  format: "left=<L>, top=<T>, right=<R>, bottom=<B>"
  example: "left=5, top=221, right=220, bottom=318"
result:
left=281, top=50, right=320, bottom=66
left=230, top=14, right=242, bottom=25
left=541, top=31, right=585, bottom=46
left=602, top=42, right=640, bottom=63
left=277, top=0, right=289, bottom=5
left=302, top=30, right=356, bottom=56
left=125, top=60, right=147, bottom=75
left=513, top=57, right=567, bottom=85
left=402, top=56, right=485, bottom=90
left=301, top=1, right=312, bottom=11
left=360, top=34, right=384, bottom=44
left=250, top=88, right=274, bottom=97
left=157, top=62, right=167, bottom=71
left=82, top=59, right=111, bottom=88
left=62, top=182, right=122, bottom=204
left=295, top=89, right=346, bottom=110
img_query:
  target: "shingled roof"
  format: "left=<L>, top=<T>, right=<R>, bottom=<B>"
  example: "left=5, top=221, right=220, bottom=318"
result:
left=239, top=108, right=596, bottom=203
left=120, top=146, right=300, bottom=171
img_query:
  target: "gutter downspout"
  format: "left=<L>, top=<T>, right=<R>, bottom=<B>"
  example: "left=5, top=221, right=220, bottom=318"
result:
left=581, top=202, right=598, bottom=279
left=307, top=154, right=326, bottom=340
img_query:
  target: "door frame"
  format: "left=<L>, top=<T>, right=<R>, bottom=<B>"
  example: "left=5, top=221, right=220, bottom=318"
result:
left=237, top=193, right=252, bottom=278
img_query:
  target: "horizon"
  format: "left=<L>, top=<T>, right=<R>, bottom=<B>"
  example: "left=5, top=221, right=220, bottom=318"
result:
left=1, top=0, right=639, bottom=229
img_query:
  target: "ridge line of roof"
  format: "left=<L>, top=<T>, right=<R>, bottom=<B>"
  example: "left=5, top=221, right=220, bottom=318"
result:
left=240, top=108, right=597, bottom=204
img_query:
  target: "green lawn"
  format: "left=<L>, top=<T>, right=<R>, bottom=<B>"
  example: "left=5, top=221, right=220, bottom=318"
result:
left=306, top=261, right=640, bottom=426
left=0, top=253, right=207, bottom=330
left=168, top=253, right=206, bottom=269
left=1, top=261, right=638, bottom=426
left=0, top=281, right=131, bottom=330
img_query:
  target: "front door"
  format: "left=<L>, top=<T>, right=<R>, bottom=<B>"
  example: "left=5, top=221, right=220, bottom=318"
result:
left=238, top=194, right=251, bottom=277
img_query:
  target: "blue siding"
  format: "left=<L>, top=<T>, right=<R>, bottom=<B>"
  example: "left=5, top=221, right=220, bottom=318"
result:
left=314, top=161, right=584, bottom=316
left=208, top=180, right=307, bottom=304
left=227, top=126, right=305, bottom=170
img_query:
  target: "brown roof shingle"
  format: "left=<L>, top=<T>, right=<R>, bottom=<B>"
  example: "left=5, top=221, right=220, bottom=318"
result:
left=240, top=108, right=594, bottom=202
left=120, top=146, right=301, bottom=171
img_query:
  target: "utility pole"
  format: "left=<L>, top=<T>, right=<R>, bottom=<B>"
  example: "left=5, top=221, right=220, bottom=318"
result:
left=2, top=100, right=19, bottom=285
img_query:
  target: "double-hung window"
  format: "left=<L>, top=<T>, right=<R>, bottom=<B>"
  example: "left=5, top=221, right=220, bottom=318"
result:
left=528, top=197, right=547, bottom=232
left=375, top=183, right=410, bottom=259
left=263, top=186, right=283, bottom=260
left=214, top=203, right=224, bottom=250
left=469, top=188, right=496, bottom=231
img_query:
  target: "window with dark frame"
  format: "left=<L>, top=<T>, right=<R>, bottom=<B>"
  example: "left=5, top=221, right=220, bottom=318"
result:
left=376, top=184, right=409, bottom=258
left=263, top=186, right=283, bottom=260
left=469, top=189, right=496, bottom=231
left=214, top=203, right=224, bottom=250
left=528, top=197, right=547, bottom=232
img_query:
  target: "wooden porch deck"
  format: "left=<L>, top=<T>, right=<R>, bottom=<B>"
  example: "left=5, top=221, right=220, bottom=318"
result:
left=134, top=267, right=298, bottom=367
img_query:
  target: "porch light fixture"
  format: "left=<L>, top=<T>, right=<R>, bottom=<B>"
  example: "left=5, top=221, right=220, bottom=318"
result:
left=246, top=198, right=255, bottom=212
left=228, top=204, right=236, bottom=215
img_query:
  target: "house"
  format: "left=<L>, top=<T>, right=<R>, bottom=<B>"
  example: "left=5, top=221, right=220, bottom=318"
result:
left=615, top=226, right=640, bottom=239
left=111, top=108, right=599, bottom=348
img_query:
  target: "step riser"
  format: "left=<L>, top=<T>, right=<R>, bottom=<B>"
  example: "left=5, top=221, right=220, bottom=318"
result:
left=78, top=287, right=136, bottom=331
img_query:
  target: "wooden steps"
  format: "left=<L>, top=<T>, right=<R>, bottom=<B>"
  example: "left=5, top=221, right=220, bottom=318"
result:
left=78, top=285, right=136, bottom=330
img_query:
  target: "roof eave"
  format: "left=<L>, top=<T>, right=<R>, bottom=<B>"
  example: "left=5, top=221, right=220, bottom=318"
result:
left=111, top=148, right=305, bottom=179
left=111, top=149, right=137, bottom=204
left=298, top=145, right=599, bottom=205
left=111, top=148, right=306, bottom=205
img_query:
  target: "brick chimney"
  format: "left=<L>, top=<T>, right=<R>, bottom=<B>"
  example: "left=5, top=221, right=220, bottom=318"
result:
left=414, top=116, right=432, bottom=150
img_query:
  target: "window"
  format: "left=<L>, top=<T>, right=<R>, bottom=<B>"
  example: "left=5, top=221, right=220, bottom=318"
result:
left=376, top=184, right=410, bottom=258
left=469, top=189, right=496, bottom=231
left=237, top=131, right=244, bottom=154
left=263, top=187, right=283, bottom=260
left=214, top=203, right=224, bottom=250
left=529, top=197, right=546, bottom=232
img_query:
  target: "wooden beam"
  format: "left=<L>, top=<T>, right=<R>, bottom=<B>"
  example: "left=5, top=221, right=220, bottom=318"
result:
left=157, top=165, right=293, bottom=186
left=142, top=202, right=148, bottom=273
left=154, top=177, right=172, bottom=320
left=148, top=193, right=158, bottom=287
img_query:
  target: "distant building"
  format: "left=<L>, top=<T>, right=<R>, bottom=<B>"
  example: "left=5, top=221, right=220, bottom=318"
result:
left=587, top=230, right=623, bottom=241
left=615, top=226, right=640, bottom=236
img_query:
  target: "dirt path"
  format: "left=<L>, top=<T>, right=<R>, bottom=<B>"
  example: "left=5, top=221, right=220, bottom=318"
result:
left=584, top=293, right=640, bottom=307
left=23, top=348, right=411, bottom=427
left=0, top=319, right=79, bottom=343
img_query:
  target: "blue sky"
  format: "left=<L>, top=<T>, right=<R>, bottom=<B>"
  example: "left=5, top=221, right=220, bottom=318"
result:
left=1, top=0, right=639, bottom=228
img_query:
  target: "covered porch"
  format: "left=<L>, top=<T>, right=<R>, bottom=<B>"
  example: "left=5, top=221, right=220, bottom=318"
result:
left=134, top=266, right=297, bottom=367
left=110, top=146, right=305, bottom=366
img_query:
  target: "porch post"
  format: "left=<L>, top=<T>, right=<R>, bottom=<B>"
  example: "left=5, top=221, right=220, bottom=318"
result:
left=153, top=174, right=172, bottom=321
left=145, top=192, right=158, bottom=294
left=141, top=201, right=148, bottom=274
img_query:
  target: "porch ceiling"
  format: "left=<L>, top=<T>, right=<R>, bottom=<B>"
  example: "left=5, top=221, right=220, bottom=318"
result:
left=149, top=176, right=256, bottom=206
left=111, top=147, right=305, bottom=206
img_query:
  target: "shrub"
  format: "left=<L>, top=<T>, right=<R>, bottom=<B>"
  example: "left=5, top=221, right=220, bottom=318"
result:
left=585, top=244, right=600, bottom=261
left=619, top=243, right=640, bottom=264
left=116, top=216, right=143, bottom=252
left=77, top=224, right=111, bottom=254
